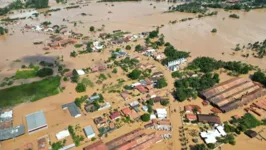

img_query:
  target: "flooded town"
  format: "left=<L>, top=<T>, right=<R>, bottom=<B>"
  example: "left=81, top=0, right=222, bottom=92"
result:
left=1, top=0, right=266, bottom=150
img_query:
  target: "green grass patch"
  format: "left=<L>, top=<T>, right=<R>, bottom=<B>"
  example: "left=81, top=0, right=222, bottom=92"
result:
left=15, top=69, right=37, bottom=79
left=0, top=76, right=61, bottom=108
left=81, top=78, right=94, bottom=88
left=74, top=44, right=83, bottom=48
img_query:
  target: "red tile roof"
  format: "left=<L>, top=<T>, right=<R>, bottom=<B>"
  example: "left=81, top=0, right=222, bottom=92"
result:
left=91, top=67, right=99, bottom=72
left=83, top=141, right=107, bottom=150
left=110, top=112, right=121, bottom=120
left=135, top=85, right=148, bottom=93
left=185, top=105, right=201, bottom=113
left=186, top=114, right=197, bottom=121
left=121, top=107, right=132, bottom=116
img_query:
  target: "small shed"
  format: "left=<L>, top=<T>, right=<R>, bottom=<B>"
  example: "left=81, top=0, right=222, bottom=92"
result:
left=83, top=126, right=96, bottom=139
left=245, top=130, right=257, bottom=138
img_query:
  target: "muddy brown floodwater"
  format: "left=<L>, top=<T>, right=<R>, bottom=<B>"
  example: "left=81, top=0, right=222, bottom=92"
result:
left=1, top=0, right=266, bottom=150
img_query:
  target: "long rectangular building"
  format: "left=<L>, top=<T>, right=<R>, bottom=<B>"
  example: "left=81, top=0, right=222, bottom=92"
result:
left=200, top=77, right=266, bottom=112
left=106, top=128, right=144, bottom=150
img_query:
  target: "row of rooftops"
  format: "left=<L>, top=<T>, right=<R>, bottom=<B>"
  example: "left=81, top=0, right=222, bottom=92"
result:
left=200, top=77, right=266, bottom=112
left=83, top=128, right=162, bottom=150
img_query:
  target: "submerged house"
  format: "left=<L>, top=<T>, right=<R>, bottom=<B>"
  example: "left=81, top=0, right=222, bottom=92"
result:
left=62, top=102, right=81, bottom=118
left=166, top=58, right=187, bottom=72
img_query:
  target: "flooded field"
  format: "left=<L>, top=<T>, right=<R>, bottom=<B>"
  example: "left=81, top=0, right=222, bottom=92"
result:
left=1, top=0, right=266, bottom=150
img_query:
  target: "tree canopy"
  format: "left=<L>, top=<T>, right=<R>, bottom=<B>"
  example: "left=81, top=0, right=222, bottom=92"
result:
left=156, top=78, right=168, bottom=89
left=36, top=68, right=53, bottom=77
left=174, top=73, right=219, bottom=101
left=75, top=83, right=86, bottom=93
left=141, top=113, right=150, bottom=122
left=162, top=43, right=190, bottom=65
left=128, top=69, right=142, bottom=80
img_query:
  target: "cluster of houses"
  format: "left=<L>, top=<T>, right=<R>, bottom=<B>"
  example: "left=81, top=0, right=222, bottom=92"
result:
left=0, top=110, right=25, bottom=141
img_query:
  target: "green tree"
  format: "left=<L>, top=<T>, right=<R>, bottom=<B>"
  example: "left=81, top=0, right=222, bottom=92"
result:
left=148, top=30, right=159, bottom=39
left=70, top=51, right=77, bottom=57
left=36, top=68, right=53, bottom=77
left=128, top=69, right=142, bottom=80
left=75, top=83, right=86, bottom=93
left=194, top=144, right=207, bottom=150
left=160, top=99, right=169, bottom=106
left=112, top=68, right=118, bottom=74
left=156, top=78, right=168, bottom=89
left=34, top=0, right=49, bottom=9
left=135, top=45, right=142, bottom=52
left=125, top=45, right=131, bottom=50
left=211, top=28, right=217, bottom=33
left=141, top=113, right=150, bottom=122
left=207, top=143, right=215, bottom=149
left=147, top=105, right=153, bottom=113
left=71, top=69, right=79, bottom=83
left=90, top=26, right=95, bottom=32
left=86, top=42, right=93, bottom=52
left=252, top=71, right=266, bottom=85
left=0, top=26, right=8, bottom=35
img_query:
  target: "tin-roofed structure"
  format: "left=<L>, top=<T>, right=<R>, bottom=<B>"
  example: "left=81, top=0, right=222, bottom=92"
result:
left=0, top=125, right=25, bottom=141
left=25, top=111, right=47, bottom=134
left=83, top=125, right=95, bottom=139
left=83, top=140, right=107, bottom=150
left=200, top=77, right=266, bottom=112
left=62, top=102, right=81, bottom=118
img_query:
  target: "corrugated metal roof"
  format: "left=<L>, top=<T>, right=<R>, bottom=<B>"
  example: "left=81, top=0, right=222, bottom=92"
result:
left=25, top=111, right=47, bottom=132
left=62, top=102, right=81, bottom=117
left=83, top=126, right=95, bottom=137
left=0, top=124, right=25, bottom=140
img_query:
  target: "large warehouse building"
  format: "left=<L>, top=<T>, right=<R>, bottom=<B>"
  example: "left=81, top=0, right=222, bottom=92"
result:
left=200, top=77, right=266, bottom=112
left=25, top=111, right=48, bottom=134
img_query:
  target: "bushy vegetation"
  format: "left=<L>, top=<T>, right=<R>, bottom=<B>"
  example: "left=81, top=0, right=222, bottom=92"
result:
left=141, top=113, right=150, bottom=122
left=229, top=14, right=240, bottom=19
left=252, top=71, right=266, bottom=86
left=128, top=69, right=142, bottom=80
left=135, top=44, right=142, bottom=52
left=171, top=71, right=183, bottom=78
left=211, top=28, right=217, bottom=33
left=186, top=57, right=222, bottom=73
left=125, top=45, right=131, bottom=50
left=74, top=95, right=88, bottom=108
left=89, top=26, right=95, bottom=32
left=52, top=139, right=66, bottom=150
left=0, top=26, right=8, bottom=35
left=114, top=57, right=139, bottom=72
left=174, top=73, right=219, bottom=101
left=186, top=57, right=253, bottom=74
left=227, top=113, right=262, bottom=134
left=112, top=68, right=118, bottom=74
left=71, top=69, right=79, bottom=83
left=81, top=78, right=94, bottom=88
left=0, top=0, right=24, bottom=16
left=192, top=144, right=207, bottom=150
left=75, top=83, right=86, bottom=93
left=148, top=30, right=159, bottom=39
left=169, top=2, right=207, bottom=13
left=162, top=43, right=190, bottom=65
left=246, top=39, right=266, bottom=58
left=37, top=68, right=54, bottom=77
left=0, top=76, right=61, bottom=108
left=156, top=78, right=168, bottom=89
left=68, top=125, right=84, bottom=146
